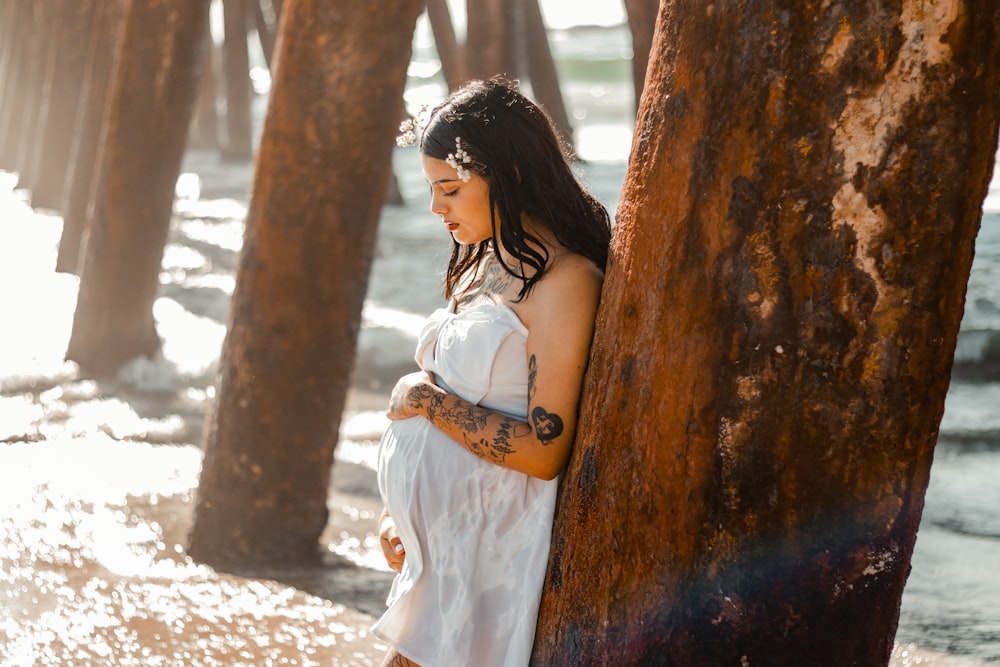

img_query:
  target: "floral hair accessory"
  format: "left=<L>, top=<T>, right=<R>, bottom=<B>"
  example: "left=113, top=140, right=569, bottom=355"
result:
left=396, top=105, right=431, bottom=147
left=446, top=137, right=473, bottom=182
left=396, top=119, right=418, bottom=147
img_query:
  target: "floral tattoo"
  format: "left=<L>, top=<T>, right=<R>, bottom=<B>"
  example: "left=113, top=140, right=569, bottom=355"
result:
left=464, top=417, right=525, bottom=464
left=411, top=383, right=489, bottom=432
left=412, top=378, right=534, bottom=464
left=381, top=651, right=415, bottom=667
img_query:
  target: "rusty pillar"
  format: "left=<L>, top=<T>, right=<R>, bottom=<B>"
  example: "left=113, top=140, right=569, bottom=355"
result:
left=188, top=0, right=423, bottom=568
left=466, top=0, right=517, bottom=80
left=426, top=0, right=465, bottom=89
left=522, top=0, right=574, bottom=150
left=221, top=0, right=253, bottom=161
left=31, top=0, right=97, bottom=210
left=533, top=2, right=1000, bottom=665
left=0, top=2, right=49, bottom=177
left=623, top=0, right=659, bottom=114
left=57, top=0, right=124, bottom=275
left=66, top=0, right=210, bottom=376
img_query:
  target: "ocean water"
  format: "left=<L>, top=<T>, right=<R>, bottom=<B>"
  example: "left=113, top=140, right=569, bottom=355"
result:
left=0, top=14, right=998, bottom=666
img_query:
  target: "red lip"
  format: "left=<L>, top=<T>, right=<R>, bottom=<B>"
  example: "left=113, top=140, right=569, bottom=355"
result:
left=444, top=222, right=459, bottom=232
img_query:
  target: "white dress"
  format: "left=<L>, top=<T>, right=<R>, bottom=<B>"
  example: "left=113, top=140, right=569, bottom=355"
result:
left=373, top=296, right=558, bottom=667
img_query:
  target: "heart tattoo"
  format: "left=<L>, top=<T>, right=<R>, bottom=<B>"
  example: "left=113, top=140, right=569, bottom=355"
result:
left=531, top=406, right=564, bottom=444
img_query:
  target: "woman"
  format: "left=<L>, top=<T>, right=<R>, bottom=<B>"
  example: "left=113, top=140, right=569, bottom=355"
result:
left=374, top=78, right=611, bottom=667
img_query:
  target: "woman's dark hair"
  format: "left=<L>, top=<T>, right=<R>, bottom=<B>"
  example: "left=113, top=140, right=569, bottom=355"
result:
left=420, top=78, right=612, bottom=301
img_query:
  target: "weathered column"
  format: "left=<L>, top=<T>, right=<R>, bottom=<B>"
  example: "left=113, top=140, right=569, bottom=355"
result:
left=188, top=36, right=221, bottom=151
left=66, top=0, right=210, bottom=376
left=221, top=0, right=253, bottom=160
left=188, top=0, right=423, bottom=568
left=623, top=0, right=659, bottom=113
left=522, top=0, right=574, bottom=149
left=0, top=1, right=18, bottom=116
left=466, top=0, right=517, bottom=79
left=426, top=0, right=465, bottom=89
left=0, top=1, right=48, bottom=176
left=30, top=0, right=97, bottom=210
left=58, top=0, right=124, bottom=274
left=251, top=0, right=279, bottom=69
left=532, top=2, right=1000, bottom=666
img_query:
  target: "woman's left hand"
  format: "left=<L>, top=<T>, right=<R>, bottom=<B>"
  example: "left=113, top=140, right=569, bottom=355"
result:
left=387, top=370, right=437, bottom=420
left=378, top=508, right=405, bottom=573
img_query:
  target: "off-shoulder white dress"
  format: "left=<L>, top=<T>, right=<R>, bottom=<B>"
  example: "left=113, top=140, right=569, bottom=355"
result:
left=373, top=297, right=558, bottom=667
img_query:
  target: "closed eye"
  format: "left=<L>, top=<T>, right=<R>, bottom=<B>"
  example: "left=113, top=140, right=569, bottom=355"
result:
left=443, top=188, right=459, bottom=197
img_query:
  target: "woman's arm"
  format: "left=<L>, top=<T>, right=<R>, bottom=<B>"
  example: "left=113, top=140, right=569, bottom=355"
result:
left=387, top=256, right=603, bottom=480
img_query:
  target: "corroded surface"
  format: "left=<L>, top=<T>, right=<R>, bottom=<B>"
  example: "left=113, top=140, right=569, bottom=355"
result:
left=533, top=2, right=1000, bottom=665
left=187, top=0, right=423, bottom=568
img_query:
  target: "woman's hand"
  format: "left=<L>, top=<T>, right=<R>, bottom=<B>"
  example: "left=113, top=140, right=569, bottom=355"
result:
left=378, top=508, right=405, bottom=573
left=387, top=370, right=437, bottom=421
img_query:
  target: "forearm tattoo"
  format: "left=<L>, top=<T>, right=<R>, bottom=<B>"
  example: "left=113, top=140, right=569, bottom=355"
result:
left=464, top=418, right=516, bottom=464
left=411, top=383, right=489, bottom=432
left=380, top=651, right=415, bottom=667
left=412, top=381, right=538, bottom=465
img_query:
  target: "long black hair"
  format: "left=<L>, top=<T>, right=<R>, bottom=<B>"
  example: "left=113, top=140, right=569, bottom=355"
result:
left=419, top=78, right=612, bottom=301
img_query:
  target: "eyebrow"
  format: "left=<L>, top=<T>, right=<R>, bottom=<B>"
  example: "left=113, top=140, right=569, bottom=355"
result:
left=431, top=178, right=460, bottom=186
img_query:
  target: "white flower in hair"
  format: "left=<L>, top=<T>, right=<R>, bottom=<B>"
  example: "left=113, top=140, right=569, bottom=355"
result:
left=396, top=105, right=431, bottom=147
left=396, top=119, right=417, bottom=147
left=446, top=137, right=473, bottom=182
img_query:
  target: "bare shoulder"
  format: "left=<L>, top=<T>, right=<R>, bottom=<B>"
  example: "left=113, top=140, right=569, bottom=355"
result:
left=540, top=252, right=603, bottom=298
left=518, top=253, right=604, bottom=327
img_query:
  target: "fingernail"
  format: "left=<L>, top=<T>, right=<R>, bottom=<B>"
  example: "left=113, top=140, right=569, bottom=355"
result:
left=394, top=543, right=404, bottom=554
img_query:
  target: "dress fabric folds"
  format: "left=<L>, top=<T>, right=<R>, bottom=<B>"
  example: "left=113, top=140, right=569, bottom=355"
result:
left=374, top=298, right=558, bottom=667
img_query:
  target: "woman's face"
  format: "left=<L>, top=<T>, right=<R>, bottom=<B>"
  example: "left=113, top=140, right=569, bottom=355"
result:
left=421, top=154, right=493, bottom=246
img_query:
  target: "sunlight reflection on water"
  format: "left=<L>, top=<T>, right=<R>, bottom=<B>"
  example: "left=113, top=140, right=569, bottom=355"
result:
left=0, top=437, right=386, bottom=666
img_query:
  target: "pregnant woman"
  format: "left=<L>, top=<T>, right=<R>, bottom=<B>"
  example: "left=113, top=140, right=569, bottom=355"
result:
left=374, top=78, right=612, bottom=667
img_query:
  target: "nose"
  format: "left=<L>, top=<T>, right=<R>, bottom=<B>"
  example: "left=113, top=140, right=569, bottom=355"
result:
left=430, top=191, right=447, bottom=216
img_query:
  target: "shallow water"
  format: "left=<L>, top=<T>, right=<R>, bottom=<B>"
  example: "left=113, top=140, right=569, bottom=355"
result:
left=0, top=437, right=389, bottom=666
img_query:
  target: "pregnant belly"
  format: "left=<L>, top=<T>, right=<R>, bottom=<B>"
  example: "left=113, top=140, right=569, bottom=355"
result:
left=377, top=416, right=559, bottom=596
left=377, top=417, right=506, bottom=520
